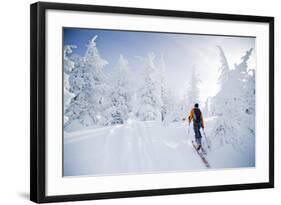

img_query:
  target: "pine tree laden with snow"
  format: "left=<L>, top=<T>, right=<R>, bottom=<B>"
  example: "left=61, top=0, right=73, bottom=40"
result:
left=136, top=53, right=163, bottom=121
left=106, top=54, right=132, bottom=125
left=181, top=66, right=201, bottom=120
left=210, top=46, right=255, bottom=152
left=65, top=35, right=109, bottom=128
left=64, top=45, right=76, bottom=125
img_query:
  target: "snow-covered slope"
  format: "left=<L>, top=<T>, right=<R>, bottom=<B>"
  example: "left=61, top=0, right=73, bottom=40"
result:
left=64, top=117, right=255, bottom=177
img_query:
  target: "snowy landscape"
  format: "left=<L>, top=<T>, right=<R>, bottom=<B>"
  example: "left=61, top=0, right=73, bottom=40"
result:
left=63, top=28, right=256, bottom=176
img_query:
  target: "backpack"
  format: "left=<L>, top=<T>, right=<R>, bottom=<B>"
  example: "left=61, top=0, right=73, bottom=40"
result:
left=193, top=108, right=201, bottom=123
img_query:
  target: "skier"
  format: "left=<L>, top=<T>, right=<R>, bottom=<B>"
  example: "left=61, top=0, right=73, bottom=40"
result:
left=188, top=103, right=205, bottom=151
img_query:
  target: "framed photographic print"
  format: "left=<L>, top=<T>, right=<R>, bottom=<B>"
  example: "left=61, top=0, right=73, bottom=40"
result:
left=30, top=1, right=274, bottom=203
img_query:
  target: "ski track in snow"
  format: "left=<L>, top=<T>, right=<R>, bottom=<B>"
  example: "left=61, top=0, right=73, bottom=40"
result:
left=64, top=118, right=254, bottom=176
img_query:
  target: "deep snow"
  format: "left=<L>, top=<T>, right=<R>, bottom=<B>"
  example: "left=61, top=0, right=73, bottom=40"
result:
left=64, top=117, right=255, bottom=177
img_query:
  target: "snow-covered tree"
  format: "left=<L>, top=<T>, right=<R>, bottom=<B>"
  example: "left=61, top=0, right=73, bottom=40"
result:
left=162, top=89, right=182, bottom=123
left=159, top=53, right=166, bottom=122
left=187, top=66, right=200, bottom=108
left=235, top=49, right=255, bottom=136
left=217, top=45, right=230, bottom=85
left=210, top=46, right=231, bottom=116
left=210, top=46, right=255, bottom=150
left=202, top=97, right=211, bottom=118
left=136, top=53, right=163, bottom=121
left=63, top=45, right=76, bottom=125
left=159, top=56, right=182, bottom=122
left=180, top=66, right=201, bottom=120
left=66, top=35, right=109, bottom=127
left=244, top=69, right=255, bottom=117
left=157, top=53, right=175, bottom=122
left=107, top=54, right=132, bottom=124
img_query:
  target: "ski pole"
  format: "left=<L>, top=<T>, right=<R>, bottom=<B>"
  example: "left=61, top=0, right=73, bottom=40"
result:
left=203, top=129, right=211, bottom=148
left=187, top=123, right=191, bottom=138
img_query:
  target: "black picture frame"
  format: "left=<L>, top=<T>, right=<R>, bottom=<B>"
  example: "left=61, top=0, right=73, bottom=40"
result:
left=30, top=1, right=274, bottom=203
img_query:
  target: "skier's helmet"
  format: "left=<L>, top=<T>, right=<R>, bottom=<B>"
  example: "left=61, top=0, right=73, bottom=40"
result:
left=194, top=103, right=199, bottom=108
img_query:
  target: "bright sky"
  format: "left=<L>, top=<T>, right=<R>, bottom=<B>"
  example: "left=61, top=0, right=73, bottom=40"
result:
left=64, top=28, right=256, bottom=104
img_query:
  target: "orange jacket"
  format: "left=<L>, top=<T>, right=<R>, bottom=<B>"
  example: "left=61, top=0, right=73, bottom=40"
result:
left=188, top=108, right=204, bottom=128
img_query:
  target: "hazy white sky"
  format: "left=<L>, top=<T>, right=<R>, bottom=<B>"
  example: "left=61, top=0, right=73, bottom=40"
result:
left=64, top=28, right=256, bottom=104
left=164, top=35, right=256, bottom=103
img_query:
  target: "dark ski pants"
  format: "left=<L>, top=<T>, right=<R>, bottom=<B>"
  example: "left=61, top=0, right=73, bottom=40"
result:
left=193, top=122, right=202, bottom=146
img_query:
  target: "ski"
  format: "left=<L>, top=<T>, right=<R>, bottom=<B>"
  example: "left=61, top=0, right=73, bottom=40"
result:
left=192, top=141, right=210, bottom=168
left=201, top=146, right=207, bottom=155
